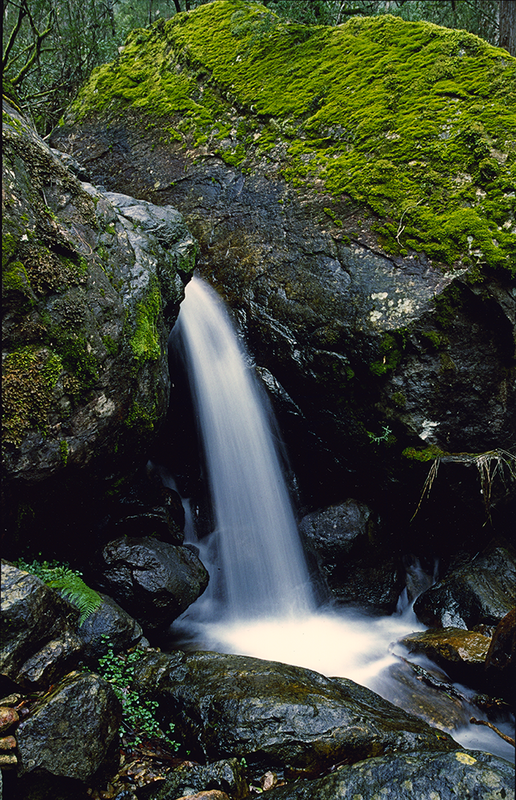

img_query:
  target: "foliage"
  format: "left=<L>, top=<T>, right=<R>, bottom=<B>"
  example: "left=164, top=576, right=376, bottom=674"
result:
left=97, top=637, right=180, bottom=749
left=14, top=558, right=103, bottom=624
left=2, top=1, right=511, bottom=135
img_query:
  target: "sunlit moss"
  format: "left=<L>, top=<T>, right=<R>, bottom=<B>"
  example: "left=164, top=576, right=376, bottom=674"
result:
left=71, top=0, right=516, bottom=274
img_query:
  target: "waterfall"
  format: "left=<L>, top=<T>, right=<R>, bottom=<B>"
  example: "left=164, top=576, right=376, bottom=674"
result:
left=173, top=274, right=315, bottom=620
left=168, top=275, right=514, bottom=762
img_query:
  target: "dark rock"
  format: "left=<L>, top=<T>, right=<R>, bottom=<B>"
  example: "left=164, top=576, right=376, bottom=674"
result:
left=399, top=628, right=492, bottom=690
left=2, top=99, right=196, bottom=504
left=413, top=545, right=516, bottom=629
left=484, top=607, right=516, bottom=704
left=49, top=7, right=516, bottom=542
left=16, top=670, right=121, bottom=782
left=131, top=649, right=457, bottom=780
left=263, top=749, right=515, bottom=799
left=298, top=500, right=402, bottom=611
left=76, top=593, right=144, bottom=660
left=96, top=537, right=209, bottom=631
left=0, top=562, right=82, bottom=689
left=140, top=758, right=248, bottom=800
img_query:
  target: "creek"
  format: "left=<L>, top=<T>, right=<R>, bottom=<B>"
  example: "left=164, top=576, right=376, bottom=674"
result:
left=165, top=275, right=514, bottom=763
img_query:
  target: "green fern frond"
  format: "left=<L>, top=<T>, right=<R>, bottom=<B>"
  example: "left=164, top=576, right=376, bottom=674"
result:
left=14, top=558, right=102, bottom=625
left=47, top=572, right=103, bottom=625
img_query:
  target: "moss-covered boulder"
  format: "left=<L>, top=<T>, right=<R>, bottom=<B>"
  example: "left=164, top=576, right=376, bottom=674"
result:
left=2, top=100, right=196, bottom=497
left=50, top=1, right=515, bottom=528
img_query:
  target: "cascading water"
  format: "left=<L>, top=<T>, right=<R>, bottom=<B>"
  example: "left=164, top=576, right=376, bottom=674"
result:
left=168, top=275, right=514, bottom=762
left=172, top=274, right=314, bottom=619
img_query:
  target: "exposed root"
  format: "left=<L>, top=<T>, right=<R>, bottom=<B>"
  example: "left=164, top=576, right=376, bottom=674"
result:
left=469, top=717, right=515, bottom=747
left=411, top=449, right=516, bottom=522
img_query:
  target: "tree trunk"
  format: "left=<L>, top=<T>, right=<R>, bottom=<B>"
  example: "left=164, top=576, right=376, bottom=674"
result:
left=499, top=0, right=516, bottom=55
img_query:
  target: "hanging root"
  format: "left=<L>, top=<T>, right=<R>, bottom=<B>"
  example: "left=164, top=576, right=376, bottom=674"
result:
left=411, top=449, right=516, bottom=522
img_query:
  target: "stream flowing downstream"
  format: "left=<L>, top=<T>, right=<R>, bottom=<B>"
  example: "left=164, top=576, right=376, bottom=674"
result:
left=166, top=275, right=514, bottom=762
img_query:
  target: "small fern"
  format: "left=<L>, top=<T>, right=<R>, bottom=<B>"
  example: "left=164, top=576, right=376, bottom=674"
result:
left=14, top=558, right=102, bottom=625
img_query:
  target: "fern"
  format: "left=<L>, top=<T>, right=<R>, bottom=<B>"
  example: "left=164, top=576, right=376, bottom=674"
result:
left=14, top=558, right=102, bottom=625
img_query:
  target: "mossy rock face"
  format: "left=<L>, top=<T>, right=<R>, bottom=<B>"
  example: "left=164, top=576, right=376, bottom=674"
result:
left=2, top=100, right=196, bottom=490
left=50, top=1, right=515, bottom=513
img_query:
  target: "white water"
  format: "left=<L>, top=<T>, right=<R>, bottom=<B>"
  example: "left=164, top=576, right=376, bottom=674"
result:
left=169, top=275, right=514, bottom=762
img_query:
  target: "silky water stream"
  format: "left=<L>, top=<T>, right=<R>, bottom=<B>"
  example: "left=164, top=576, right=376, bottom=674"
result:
left=166, top=275, right=514, bottom=761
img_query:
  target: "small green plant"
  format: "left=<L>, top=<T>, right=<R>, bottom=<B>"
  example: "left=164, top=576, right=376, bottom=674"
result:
left=97, top=638, right=179, bottom=750
left=14, top=558, right=102, bottom=624
left=367, top=425, right=393, bottom=445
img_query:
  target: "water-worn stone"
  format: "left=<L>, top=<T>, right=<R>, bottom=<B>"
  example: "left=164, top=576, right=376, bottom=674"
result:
left=399, top=628, right=492, bottom=689
left=96, top=537, right=209, bottom=631
left=0, top=562, right=82, bottom=689
left=298, top=500, right=401, bottom=611
left=16, top=670, right=121, bottom=782
left=131, top=649, right=457, bottom=780
left=76, top=593, right=144, bottom=661
left=413, top=546, right=516, bottom=629
left=263, top=749, right=515, bottom=799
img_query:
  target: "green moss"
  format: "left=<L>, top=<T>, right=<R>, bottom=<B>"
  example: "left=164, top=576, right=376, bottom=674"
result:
left=59, top=439, right=69, bottom=466
left=370, top=332, right=406, bottom=376
left=130, top=281, right=162, bottom=363
left=125, top=399, right=159, bottom=433
left=402, top=445, right=447, bottom=461
left=45, top=329, right=99, bottom=403
left=71, top=1, right=516, bottom=274
left=2, top=347, right=63, bottom=446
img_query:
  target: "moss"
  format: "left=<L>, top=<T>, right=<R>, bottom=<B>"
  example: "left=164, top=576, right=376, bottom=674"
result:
left=370, top=332, right=406, bottom=376
left=59, top=439, right=69, bottom=466
left=130, top=280, right=162, bottom=363
left=45, top=328, right=99, bottom=403
left=402, top=445, right=447, bottom=461
left=125, top=399, right=159, bottom=433
left=2, top=346, right=63, bottom=446
left=71, top=1, right=515, bottom=274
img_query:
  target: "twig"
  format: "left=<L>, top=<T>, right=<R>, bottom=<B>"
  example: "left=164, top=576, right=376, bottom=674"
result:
left=469, top=717, right=515, bottom=747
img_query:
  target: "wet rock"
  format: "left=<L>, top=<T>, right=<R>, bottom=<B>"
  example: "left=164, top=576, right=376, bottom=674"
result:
left=131, top=650, right=457, bottom=779
left=413, top=545, right=516, bottom=629
left=16, top=670, right=121, bottom=783
left=2, top=100, right=196, bottom=532
left=76, top=593, right=144, bottom=661
left=399, top=628, right=492, bottom=689
left=0, top=562, right=82, bottom=689
left=484, top=607, right=516, bottom=704
left=142, top=758, right=248, bottom=800
left=298, top=500, right=401, bottom=611
left=264, top=749, right=515, bottom=799
left=96, top=537, right=209, bottom=631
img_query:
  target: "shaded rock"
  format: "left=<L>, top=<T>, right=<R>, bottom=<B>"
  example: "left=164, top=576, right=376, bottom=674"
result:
left=96, top=537, right=209, bottom=631
left=298, top=500, right=401, bottom=611
left=76, top=593, right=144, bottom=661
left=399, top=628, right=492, bottom=689
left=484, top=607, right=516, bottom=704
left=413, top=545, right=516, bottom=629
left=142, top=758, right=248, bottom=800
left=264, top=749, right=515, bottom=799
left=16, top=670, right=121, bottom=783
left=0, top=562, right=82, bottom=689
left=2, top=99, right=196, bottom=498
left=131, top=650, right=457, bottom=780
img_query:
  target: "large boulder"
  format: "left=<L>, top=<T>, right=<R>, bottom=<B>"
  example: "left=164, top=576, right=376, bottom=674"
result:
left=16, top=670, right=121, bottom=783
left=50, top=3, right=516, bottom=543
left=130, top=649, right=458, bottom=780
left=2, top=99, right=196, bottom=543
left=262, top=749, right=515, bottom=800
left=96, top=536, right=209, bottom=631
